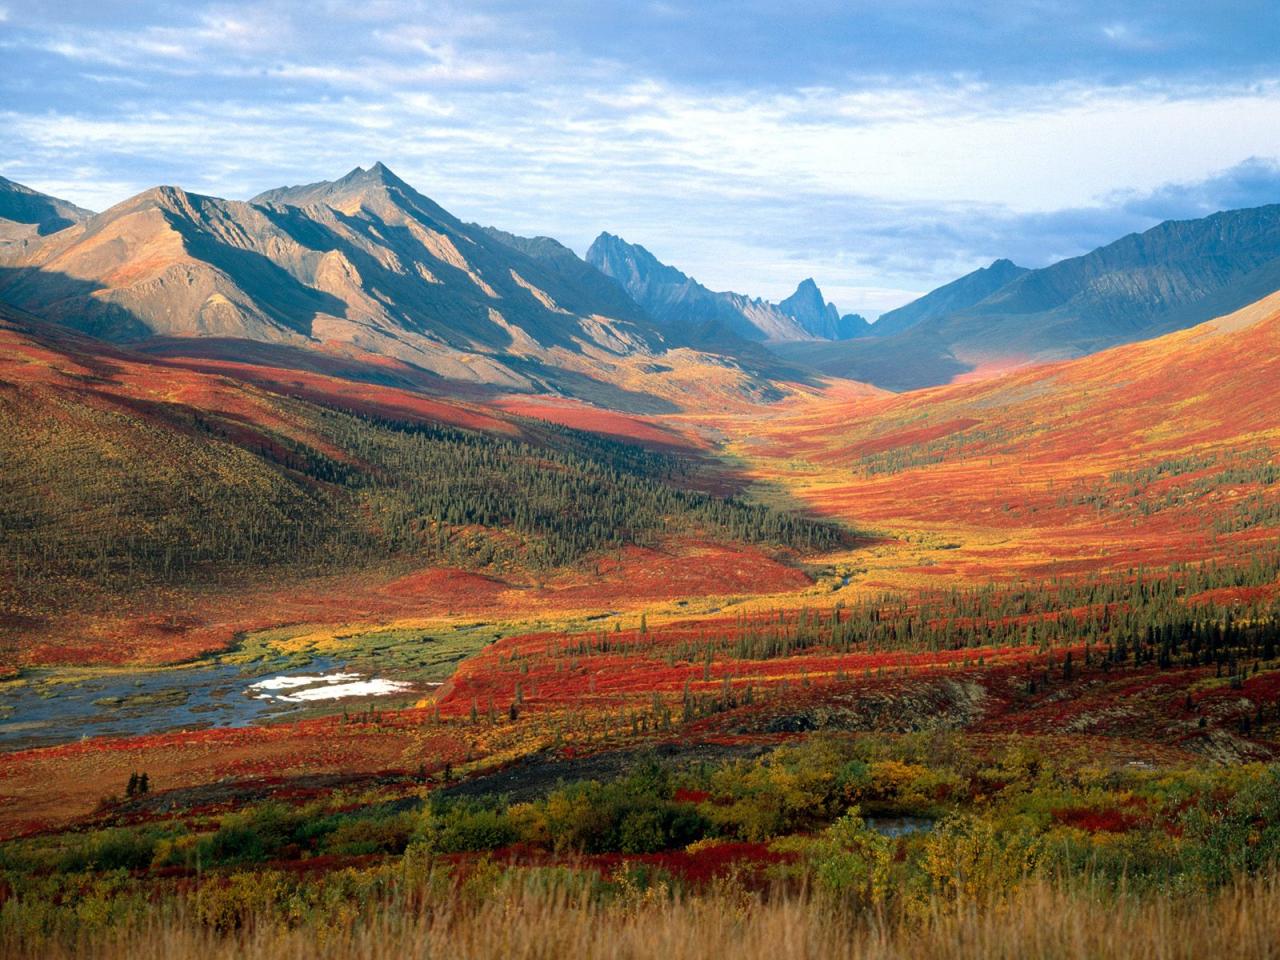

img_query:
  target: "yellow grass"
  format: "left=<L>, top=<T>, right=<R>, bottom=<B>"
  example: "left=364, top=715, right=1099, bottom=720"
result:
left=13, top=878, right=1280, bottom=960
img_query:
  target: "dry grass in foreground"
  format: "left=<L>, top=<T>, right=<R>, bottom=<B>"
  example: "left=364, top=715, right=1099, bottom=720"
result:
left=13, top=877, right=1280, bottom=960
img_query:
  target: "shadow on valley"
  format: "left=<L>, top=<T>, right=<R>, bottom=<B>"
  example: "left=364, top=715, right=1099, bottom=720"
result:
left=766, top=329, right=974, bottom=392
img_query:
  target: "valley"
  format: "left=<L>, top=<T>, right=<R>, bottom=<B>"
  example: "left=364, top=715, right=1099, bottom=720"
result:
left=4, top=284, right=1280, bottom=830
left=3, top=163, right=1280, bottom=959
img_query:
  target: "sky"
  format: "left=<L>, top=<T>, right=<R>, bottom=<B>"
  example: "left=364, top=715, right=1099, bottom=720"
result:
left=3, top=1, right=1280, bottom=317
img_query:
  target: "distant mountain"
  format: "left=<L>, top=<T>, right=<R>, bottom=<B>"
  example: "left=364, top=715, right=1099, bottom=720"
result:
left=586, top=232, right=812, bottom=342
left=0, top=163, right=682, bottom=399
left=774, top=203, right=1280, bottom=390
left=585, top=232, right=868, bottom=343
left=778, top=277, right=870, bottom=339
left=478, top=225, right=653, bottom=327
left=871, top=258, right=1027, bottom=338
left=943, top=205, right=1280, bottom=353
left=0, top=176, right=93, bottom=243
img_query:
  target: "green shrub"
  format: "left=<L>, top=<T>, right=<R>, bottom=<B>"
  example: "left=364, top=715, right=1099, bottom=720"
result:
left=1182, top=767, right=1280, bottom=886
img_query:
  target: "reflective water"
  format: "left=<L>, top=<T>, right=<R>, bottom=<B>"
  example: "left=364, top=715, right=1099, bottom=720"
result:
left=0, top=658, right=418, bottom=751
left=865, top=815, right=934, bottom=837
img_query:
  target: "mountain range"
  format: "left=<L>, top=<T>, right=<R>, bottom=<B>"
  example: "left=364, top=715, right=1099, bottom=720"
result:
left=2, top=165, right=1280, bottom=399
left=0, top=164, right=670, bottom=394
left=772, top=204, right=1280, bottom=389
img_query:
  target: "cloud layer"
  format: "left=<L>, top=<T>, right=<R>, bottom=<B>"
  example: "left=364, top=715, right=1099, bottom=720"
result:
left=3, top=1, right=1279, bottom=315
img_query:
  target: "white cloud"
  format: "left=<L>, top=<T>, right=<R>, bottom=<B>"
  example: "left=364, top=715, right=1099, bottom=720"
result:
left=1100, top=22, right=1162, bottom=50
left=4, top=2, right=1279, bottom=313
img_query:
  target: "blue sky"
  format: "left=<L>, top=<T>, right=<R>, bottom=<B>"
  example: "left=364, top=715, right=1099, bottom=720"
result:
left=3, top=2, right=1280, bottom=316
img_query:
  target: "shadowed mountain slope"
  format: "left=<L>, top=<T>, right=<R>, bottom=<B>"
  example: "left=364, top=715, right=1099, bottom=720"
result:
left=772, top=204, right=1280, bottom=390
left=870, top=258, right=1028, bottom=338
left=0, top=176, right=93, bottom=243
left=586, top=233, right=869, bottom=343
left=585, top=232, right=816, bottom=342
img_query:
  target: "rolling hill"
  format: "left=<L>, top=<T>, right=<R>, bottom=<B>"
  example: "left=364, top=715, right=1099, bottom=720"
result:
left=738, top=287, right=1280, bottom=584
left=0, top=302, right=842, bottom=662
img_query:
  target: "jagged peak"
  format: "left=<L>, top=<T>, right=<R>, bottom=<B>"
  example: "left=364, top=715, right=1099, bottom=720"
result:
left=248, top=163, right=459, bottom=229
left=252, top=162, right=413, bottom=208
left=336, top=161, right=405, bottom=189
left=587, top=232, right=672, bottom=273
left=102, top=184, right=207, bottom=219
left=781, top=277, right=836, bottom=312
left=588, top=231, right=645, bottom=256
left=139, top=184, right=192, bottom=202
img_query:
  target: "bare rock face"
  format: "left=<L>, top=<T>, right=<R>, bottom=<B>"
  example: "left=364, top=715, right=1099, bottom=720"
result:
left=778, top=278, right=870, bottom=339
left=586, top=233, right=870, bottom=343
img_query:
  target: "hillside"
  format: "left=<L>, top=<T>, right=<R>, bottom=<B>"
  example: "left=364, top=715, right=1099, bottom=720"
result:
left=0, top=305, right=841, bottom=663
left=734, top=288, right=1280, bottom=587
left=774, top=204, right=1280, bottom=388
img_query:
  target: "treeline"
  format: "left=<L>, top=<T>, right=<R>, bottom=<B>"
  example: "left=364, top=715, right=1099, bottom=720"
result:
left=0, top=392, right=843, bottom=609
left=310, top=408, right=843, bottom=568
left=1063, top=445, right=1278, bottom=521
left=728, top=551, right=1280, bottom=666
left=534, top=550, right=1280, bottom=672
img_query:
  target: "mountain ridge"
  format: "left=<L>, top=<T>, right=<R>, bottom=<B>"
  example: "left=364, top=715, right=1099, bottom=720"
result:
left=771, top=202, right=1280, bottom=390
left=586, top=232, right=868, bottom=342
left=6, top=168, right=1280, bottom=401
left=0, top=166, right=749, bottom=409
left=871, top=258, right=1028, bottom=338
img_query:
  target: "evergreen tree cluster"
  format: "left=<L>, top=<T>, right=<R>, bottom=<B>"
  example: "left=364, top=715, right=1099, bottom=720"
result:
left=0, top=393, right=844, bottom=612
